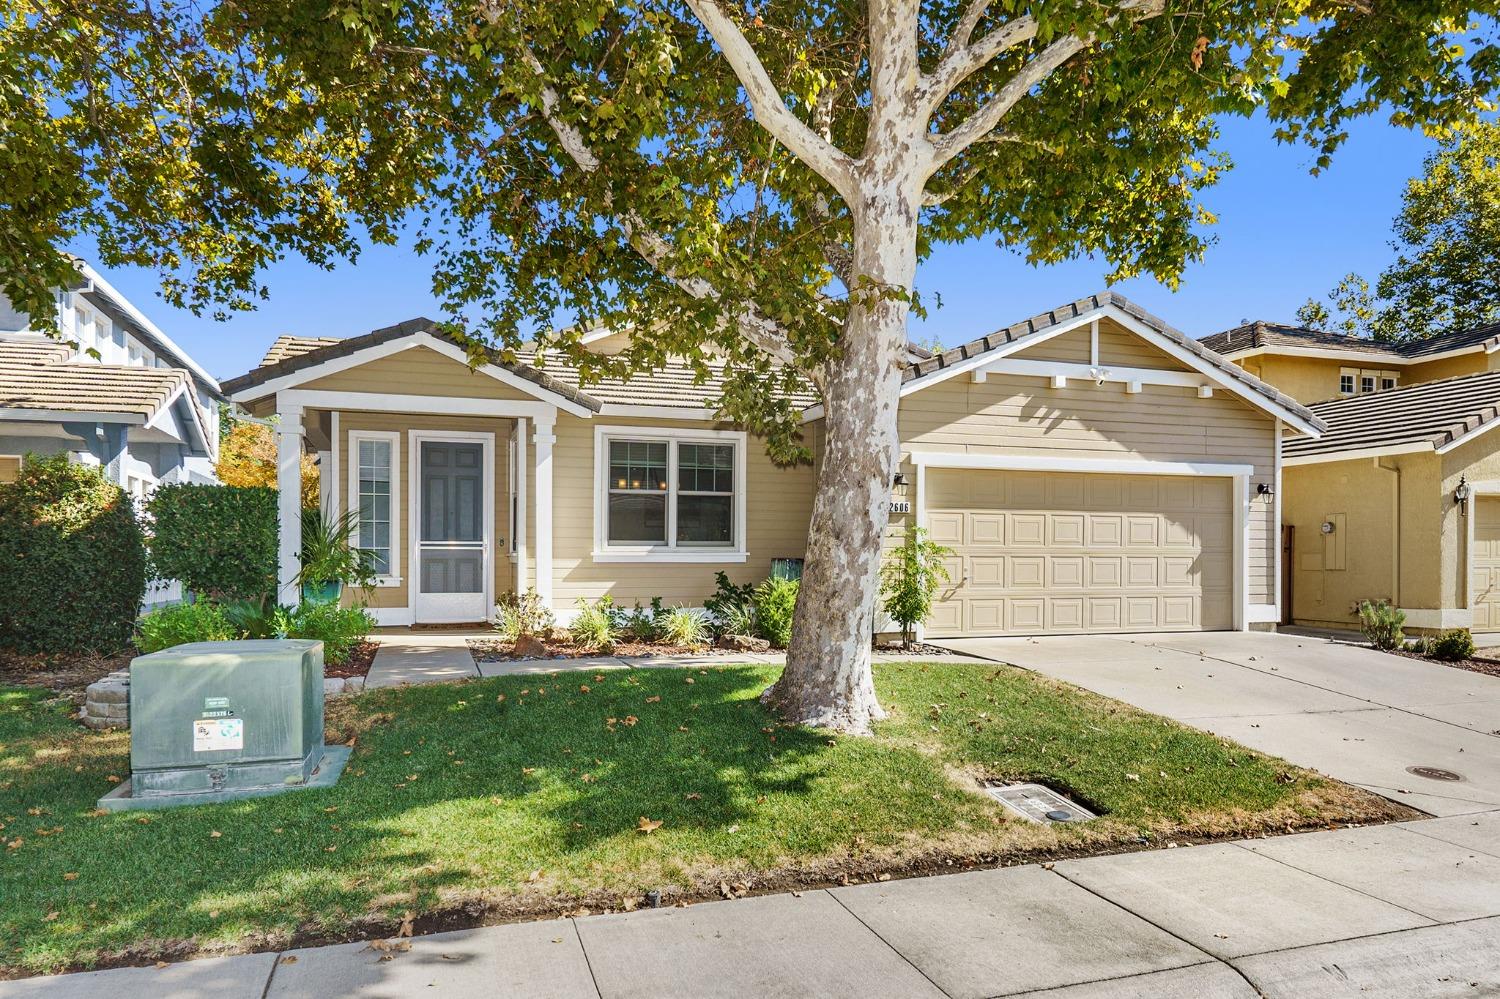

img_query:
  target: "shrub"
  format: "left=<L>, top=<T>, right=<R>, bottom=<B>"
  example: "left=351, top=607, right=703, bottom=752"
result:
left=1429, top=628, right=1476, bottom=662
left=298, top=509, right=376, bottom=589
left=1357, top=599, right=1405, bottom=650
left=284, top=602, right=375, bottom=665
left=0, top=454, right=146, bottom=653
left=721, top=603, right=757, bottom=638
left=494, top=588, right=554, bottom=641
left=135, top=601, right=236, bottom=654
left=570, top=596, right=616, bottom=650
left=147, top=484, right=277, bottom=600
left=613, top=598, right=665, bottom=641
left=754, top=576, right=799, bottom=648
left=704, top=571, right=756, bottom=635
left=658, top=607, right=710, bottom=647
left=879, top=524, right=953, bottom=647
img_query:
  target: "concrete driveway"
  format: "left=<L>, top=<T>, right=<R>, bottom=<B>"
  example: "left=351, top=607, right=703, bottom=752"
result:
left=932, top=631, right=1500, bottom=817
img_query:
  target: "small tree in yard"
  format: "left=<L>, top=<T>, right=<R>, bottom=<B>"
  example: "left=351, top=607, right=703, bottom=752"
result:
left=5, top=1, right=1498, bottom=730
left=216, top=416, right=319, bottom=510
left=880, top=524, right=952, bottom=649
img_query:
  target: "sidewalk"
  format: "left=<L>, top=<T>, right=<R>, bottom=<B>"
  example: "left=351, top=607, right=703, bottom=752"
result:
left=364, top=629, right=983, bottom=688
left=8, top=810, right=1497, bottom=998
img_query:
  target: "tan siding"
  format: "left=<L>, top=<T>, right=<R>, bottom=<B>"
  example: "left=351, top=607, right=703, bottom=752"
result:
left=304, top=345, right=544, bottom=401
left=549, top=415, right=818, bottom=607
left=1016, top=325, right=1091, bottom=362
left=897, top=372, right=1278, bottom=608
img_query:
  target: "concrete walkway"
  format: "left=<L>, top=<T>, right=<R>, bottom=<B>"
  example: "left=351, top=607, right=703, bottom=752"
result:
left=366, top=628, right=982, bottom=687
left=8, top=811, right=1498, bottom=998
left=934, top=631, right=1500, bottom=818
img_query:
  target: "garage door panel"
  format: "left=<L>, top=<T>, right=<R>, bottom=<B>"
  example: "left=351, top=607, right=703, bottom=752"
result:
left=925, top=469, right=1236, bottom=638
left=1471, top=499, right=1500, bottom=633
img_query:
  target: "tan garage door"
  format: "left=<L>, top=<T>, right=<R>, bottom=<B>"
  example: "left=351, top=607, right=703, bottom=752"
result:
left=924, top=468, right=1234, bottom=637
left=1471, top=498, right=1500, bottom=631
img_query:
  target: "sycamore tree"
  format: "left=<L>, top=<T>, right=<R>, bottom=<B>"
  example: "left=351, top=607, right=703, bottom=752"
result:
left=3, top=0, right=1498, bottom=731
left=1300, top=120, right=1500, bottom=341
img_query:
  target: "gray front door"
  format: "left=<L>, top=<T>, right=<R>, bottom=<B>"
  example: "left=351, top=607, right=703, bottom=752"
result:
left=415, top=439, right=488, bottom=622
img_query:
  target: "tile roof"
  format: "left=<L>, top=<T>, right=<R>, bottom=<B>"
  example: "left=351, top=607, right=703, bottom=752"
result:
left=0, top=336, right=199, bottom=423
left=1199, top=319, right=1500, bottom=361
left=1284, top=369, right=1500, bottom=460
left=905, top=292, right=1323, bottom=431
left=262, top=335, right=341, bottom=366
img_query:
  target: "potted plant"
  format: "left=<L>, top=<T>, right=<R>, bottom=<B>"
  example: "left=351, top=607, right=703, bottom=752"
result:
left=297, top=509, right=376, bottom=604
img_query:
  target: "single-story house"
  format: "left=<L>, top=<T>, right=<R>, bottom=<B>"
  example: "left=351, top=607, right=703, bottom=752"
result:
left=0, top=260, right=222, bottom=495
left=1280, top=371, right=1500, bottom=633
left=1198, top=319, right=1500, bottom=405
left=221, top=293, right=1322, bottom=638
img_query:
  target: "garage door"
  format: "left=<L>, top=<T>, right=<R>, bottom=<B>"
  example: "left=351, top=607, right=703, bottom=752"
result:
left=924, top=469, right=1233, bottom=637
left=1471, top=498, right=1500, bottom=630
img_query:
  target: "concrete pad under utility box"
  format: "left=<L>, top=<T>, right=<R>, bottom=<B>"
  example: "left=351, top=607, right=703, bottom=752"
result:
left=832, top=865, right=1208, bottom=999
left=267, top=921, right=598, bottom=998
left=0, top=953, right=276, bottom=999
left=1055, top=843, right=1431, bottom=959
left=1242, top=825, right=1500, bottom=922
left=573, top=891, right=946, bottom=999
left=1234, top=915, right=1500, bottom=997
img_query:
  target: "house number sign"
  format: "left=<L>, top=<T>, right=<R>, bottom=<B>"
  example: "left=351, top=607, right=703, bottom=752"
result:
left=889, top=500, right=912, bottom=514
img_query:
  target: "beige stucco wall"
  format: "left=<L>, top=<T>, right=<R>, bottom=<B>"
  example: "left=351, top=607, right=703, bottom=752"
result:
left=1406, top=350, right=1493, bottom=385
left=1233, top=349, right=1491, bottom=405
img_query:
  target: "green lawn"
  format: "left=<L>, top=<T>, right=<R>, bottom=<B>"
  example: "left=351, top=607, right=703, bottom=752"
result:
left=0, top=662, right=1401, bottom=974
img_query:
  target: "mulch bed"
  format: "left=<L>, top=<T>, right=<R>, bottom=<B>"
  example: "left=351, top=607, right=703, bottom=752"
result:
left=0, top=649, right=132, bottom=696
left=325, top=640, right=379, bottom=679
left=1390, top=647, right=1500, bottom=678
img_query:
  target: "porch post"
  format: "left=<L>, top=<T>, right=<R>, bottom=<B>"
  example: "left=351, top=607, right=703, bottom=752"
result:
left=277, top=404, right=305, bottom=606
left=514, top=418, right=528, bottom=596
left=532, top=411, right=555, bottom=609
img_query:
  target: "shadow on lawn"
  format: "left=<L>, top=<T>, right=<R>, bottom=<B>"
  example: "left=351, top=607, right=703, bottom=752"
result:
left=1, top=666, right=853, bottom=972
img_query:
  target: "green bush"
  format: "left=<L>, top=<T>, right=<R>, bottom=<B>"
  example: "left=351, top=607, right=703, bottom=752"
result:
left=754, top=577, right=799, bottom=648
left=135, top=601, right=236, bottom=654
left=570, top=596, right=616, bottom=650
left=880, top=524, right=953, bottom=647
left=298, top=509, right=375, bottom=589
left=613, top=598, right=665, bottom=641
left=658, top=607, right=709, bottom=647
left=147, top=483, right=277, bottom=600
left=493, top=588, right=555, bottom=641
left=0, top=454, right=146, bottom=653
left=1357, top=599, right=1405, bottom=651
left=284, top=601, right=375, bottom=665
left=704, top=571, right=755, bottom=636
left=1429, top=628, right=1476, bottom=662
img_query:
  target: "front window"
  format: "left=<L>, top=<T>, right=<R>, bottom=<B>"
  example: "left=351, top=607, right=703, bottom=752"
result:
left=351, top=433, right=399, bottom=576
left=598, top=430, right=744, bottom=557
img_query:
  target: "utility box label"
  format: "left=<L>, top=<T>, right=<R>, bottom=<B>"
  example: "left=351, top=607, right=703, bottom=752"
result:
left=194, top=717, right=244, bottom=752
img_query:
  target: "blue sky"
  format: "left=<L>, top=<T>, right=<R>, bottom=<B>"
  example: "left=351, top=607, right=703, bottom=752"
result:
left=74, top=112, right=1436, bottom=384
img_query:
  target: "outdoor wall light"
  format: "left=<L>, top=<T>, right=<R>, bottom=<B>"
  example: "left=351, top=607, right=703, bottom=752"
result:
left=1256, top=482, right=1275, bottom=498
left=1455, top=475, right=1473, bottom=510
left=892, top=472, right=909, bottom=487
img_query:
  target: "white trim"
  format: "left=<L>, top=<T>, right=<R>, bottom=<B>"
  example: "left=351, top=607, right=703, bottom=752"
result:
left=592, top=424, right=749, bottom=562
left=514, top=418, right=529, bottom=595
left=348, top=429, right=402, bottom=587
left=234, top=332, right=595, bottom=418
left=1274, top=419, right=1284, bottom=618
left=1247, top=603, right=1280, bottom=623
left=533, top=415, right=555, bottom=608
left=330, top=411, right=341, bottom=519
left=407, top=429, right=496, bottom=623
left=0, top=409, right=144, bottom=424
left=908, top=451, right=1254, bottom=478
left=912, top=450, right=1252, bottom=632
left=1284, top=441, right=1433, bottom=466
left=77, top=263, right=221, bottom=392
left=1217, top=342, right=1486, bottom=366
left=1436, top=416, right=1500, bottom=455
left=278, top=388, right=567, bottom=421
left=976, top=358, right=1214, bottom=389
left=275, top=405, right=304, bottom=604
left=597, top=404, right=722, bottom=421
left=1399, top=607, right=1473, bottom=629
left=371, top=607, right=416, bottom=627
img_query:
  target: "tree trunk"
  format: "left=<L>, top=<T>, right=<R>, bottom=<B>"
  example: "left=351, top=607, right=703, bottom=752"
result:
left=763, top=174, right=920, bottom=734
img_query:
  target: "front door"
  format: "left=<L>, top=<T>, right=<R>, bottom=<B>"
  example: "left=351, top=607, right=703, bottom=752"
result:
left=415, top=439, right=489, bottom=623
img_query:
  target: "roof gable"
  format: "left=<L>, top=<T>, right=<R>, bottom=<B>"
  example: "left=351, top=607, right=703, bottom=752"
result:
left=1285, top=369, right=1500, bottom=463
left=1201, top=318, right=1500, bottom=363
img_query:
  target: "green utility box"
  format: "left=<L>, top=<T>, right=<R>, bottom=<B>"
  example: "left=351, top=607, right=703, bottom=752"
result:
left=99, top=639, right=348, bottom=810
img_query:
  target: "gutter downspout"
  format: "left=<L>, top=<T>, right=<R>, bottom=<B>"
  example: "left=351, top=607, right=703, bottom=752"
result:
left=1376, top=456, right=1401, bottom=606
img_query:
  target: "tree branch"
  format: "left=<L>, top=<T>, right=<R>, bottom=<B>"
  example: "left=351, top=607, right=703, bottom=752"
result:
left=926, top=0, right=1166, bottom=174
left=921, top=12, right=1038, bottom=113
left=523, top=51, right=801, bottom=368
left=683, top=0, right=859, bottom=202
left=942, top=0, right=993, bottom=58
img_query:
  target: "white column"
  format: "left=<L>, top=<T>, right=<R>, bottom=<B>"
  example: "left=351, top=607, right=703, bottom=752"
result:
left=532, top=412, right=555, bottom=609
left=514, top=418, right=528, bottom=596
left=277, top=404, right=305, bottom=606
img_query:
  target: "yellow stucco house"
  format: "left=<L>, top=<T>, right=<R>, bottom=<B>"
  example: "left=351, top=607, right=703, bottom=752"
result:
left=222, top=294, right=1322, bottom=639
left=1199, top=320, right=1500, bottom=633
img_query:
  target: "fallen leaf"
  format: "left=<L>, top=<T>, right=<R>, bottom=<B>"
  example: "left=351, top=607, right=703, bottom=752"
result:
left=637, top=816, right=663, bottom=834
left=43, top=911, right=59, bottom=922
left=154, top=961, right=170, bottom=970
left=645, top=695, right=661, bottom=703
left=579, top=685, right=591, bottom=693
left=63, top=872, right=78, bottom=881
left=398, top=911, right=415, bottom=937
left=280, top=955, right=299, bottom=965
left=684, top=677, right=694, bottom=685
left=684, top=792, right=701, bottom=801
left=209, top=830, right=222, bottom=838
left=526, top=869, right=543, bottom=883
left=1124, top=773, right=1141, bottom=782
left=1190, top=35, right=1209, bottom=71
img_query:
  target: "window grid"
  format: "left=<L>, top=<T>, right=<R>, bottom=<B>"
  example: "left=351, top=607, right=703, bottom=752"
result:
left=1339, top=374, right=1355, bottom=395
left=356, top=438, right=394, bottom=575
left=603, top=436, right=738, bottom=550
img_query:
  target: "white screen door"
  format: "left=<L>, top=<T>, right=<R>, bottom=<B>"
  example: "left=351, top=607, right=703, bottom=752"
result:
left=414, top=439, right=489, bottom=622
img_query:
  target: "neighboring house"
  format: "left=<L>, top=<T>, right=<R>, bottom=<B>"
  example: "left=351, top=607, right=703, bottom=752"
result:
left=1201, top=318, right=1500, bottom=634
left=221, top=293, right=1321, bottom=637
left=0, top=261, right=222, bottom=500
left=1199, top=320, right=1500, bottom=404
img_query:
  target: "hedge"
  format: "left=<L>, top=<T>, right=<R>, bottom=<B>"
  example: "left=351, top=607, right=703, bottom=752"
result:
left=147, top=483, right=278, bottom=600
left=0, top=454, right=147, bottom=654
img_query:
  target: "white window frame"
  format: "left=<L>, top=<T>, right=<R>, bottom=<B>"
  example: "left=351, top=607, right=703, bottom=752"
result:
left=592, top=425, right=748, bottom=563
left=1338, top=370, right=1355, bottom=396
left=348, top=429, right=402, bottom=586
left=1359, top=374, right=1376, bottom=394
left=1380, top=372, right=1398, bottom=391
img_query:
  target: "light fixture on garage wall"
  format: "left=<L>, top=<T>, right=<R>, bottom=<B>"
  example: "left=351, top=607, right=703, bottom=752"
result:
left=1256, top=482, right=1274, bottom=498
left=1455, top=475, right=1473, bottom=512
left=891, top=472, right=909, bottom=487
left=1321, top=521, right=1336, bottom=535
